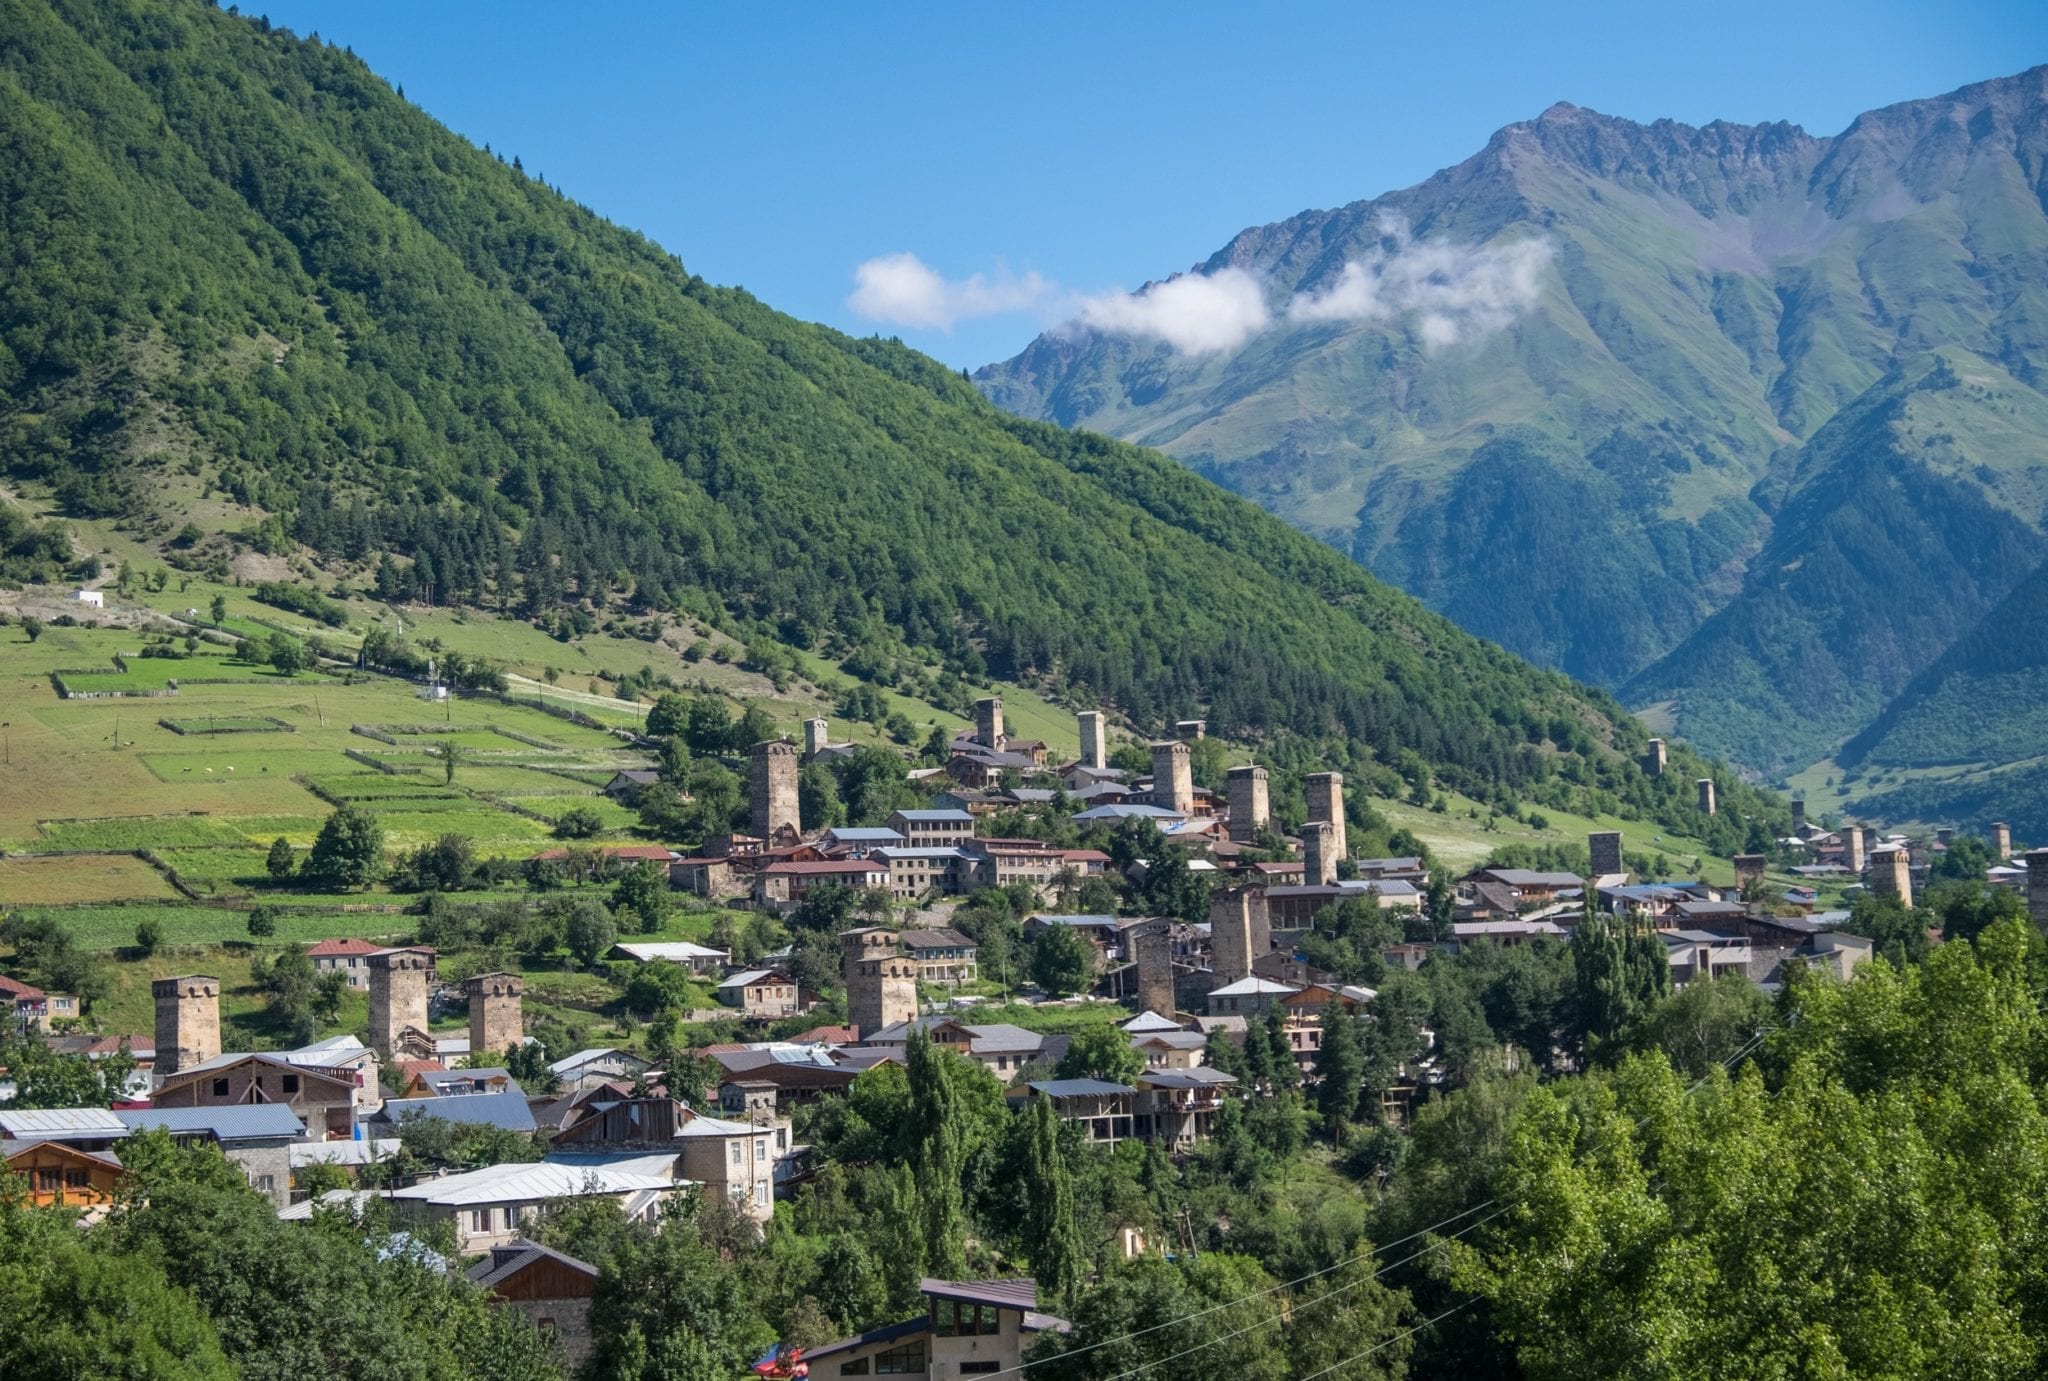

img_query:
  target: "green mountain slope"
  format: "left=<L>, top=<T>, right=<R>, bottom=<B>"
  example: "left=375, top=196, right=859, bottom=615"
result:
left=1619, top=354, right=2045, bottom=773
left=0, top=0, right=1770, bottom=834
left=978, top=68, right=2048, bottom=768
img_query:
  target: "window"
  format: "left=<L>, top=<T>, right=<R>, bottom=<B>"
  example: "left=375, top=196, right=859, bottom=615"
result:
left=731, top=1142, right=743, bottom=1165
left=63, top=1168, right=89, bottom=1189
left=839, top=1361, right=870, bottom=1376
left=255, top=1175, right=276, bottom=1194
left=37, top=1169, right=59, bottom=1191
left=936, top=1301, right=1001, bottom=1337
left=212, top=1078, right=229, bottom=1097
left=963, top=1364, right=1002, bottom=1375
left=471, top=1208, right=493, bottom=1233
left=874, top=1342, right=924, bottom=1374
left=282, top=1074, right=300, bottom=1094
left=756, top=1139, right=766, bottom=1161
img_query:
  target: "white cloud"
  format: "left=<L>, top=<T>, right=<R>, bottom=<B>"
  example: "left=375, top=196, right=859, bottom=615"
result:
left=1067, top=267, right=1272, bottom=355
left=846, top=252, right=1051, bottom=331
left=1287, top=215, right=1551, bottom=348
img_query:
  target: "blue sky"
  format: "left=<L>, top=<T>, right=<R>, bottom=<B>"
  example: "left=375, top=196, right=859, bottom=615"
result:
left=259, top=0, right=2047, bottom=369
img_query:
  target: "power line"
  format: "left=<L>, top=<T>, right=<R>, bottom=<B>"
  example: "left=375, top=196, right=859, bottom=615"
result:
left=1293, top=1298, right=1480, bottom=1381
left=991, top=1024, right=1776, bottom=1381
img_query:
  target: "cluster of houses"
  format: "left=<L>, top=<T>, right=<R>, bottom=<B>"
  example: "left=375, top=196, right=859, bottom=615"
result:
left=12, top=699, right=2048, bottom=1375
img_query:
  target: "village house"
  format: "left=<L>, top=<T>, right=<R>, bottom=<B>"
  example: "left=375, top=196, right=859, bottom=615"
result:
left=3, top=1138, right=123, bottom=1215
left=667, top=855, right=735, bottom=897
left=1450, top=919, right=1567, bottom=949
left=0, top=973, right=79, bottom=1032
left=551, top=1095, right=783, bottom=1223
left=754, top=859, right=890, bottom=912
left=1019, top=1068, right=1237, bottom=1150
left=900, top=928, right=979, bottom=984
left=862, top=1017, right=1057, bottom=1083
left=1660, top=930, right=1754, bottom=986
left=716, top=968, right=803, bottom=1020
left=151, top=1051, right=361, bottom=1141
left=609, top=939, right=731, bottom=974
left=1205, top=975, right=1299, bottom=1018
left=122, top=1105, right=304, bottom=1207
left=403, top=1065, right=516, bottom=1098
left=306, top=937, right=382, bottom=991
left=872, top=846, right=970, bottom=900
left=1279, top=983, right=1377, bottom=1069
left=888, top=808, right=977, bottom=848
left=290, top=1161, right=684, bottom=1253
left=603, top=769, right=662, bottom=801
left=825, top=826, right=908, bottom=854
left=776, top=1277, right=1070, bottom=1381
left=547, top=1047, right=653, bottom=1091
left=370, top=1089, right=537, bottom=1137
left=469, top=1240, right=602, bottom=1368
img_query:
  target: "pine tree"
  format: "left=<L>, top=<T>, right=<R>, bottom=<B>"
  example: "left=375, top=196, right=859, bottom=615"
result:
left=1023, top=1094, right=1083, bottom=1308
left=1314, top=999, right=1365, bottom=1139
left=906, top=1028, right=969, bottom=1278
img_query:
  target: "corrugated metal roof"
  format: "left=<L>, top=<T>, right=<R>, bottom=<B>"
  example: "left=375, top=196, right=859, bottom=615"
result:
left=0, top=1107, right=125, bottom=1136
left=378, top=1090, right=535, bottom=1132
left=120, top=1105, right=305, bottom=1139
left=388, top=1161, right=680, bottom=1207
left=1027, top=1078, right=1135, bottom=1097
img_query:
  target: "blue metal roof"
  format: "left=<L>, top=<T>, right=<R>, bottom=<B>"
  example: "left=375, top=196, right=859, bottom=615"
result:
left=118, top=1105, right=305, bottom=1141
left=1028, top=1078, right=1136, bottom=1097
left=378, top=1090, right=535, bottom=1133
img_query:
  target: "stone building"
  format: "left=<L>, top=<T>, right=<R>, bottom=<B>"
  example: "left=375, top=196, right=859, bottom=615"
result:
left=749, top=739, right=801, bottom=843
left=1077, top=710, right=1107, bottom=772
left=1733, top=854, right=1767, bottom=889
left=974, top=697, right=1006, bottom=751
left=1226, top=764, right=1270, bottom=844
left=842, top=927, right=920, bottom=1038
left=2027, top=849, right=2048, bottom=930
left=1991, top=822, right=2012, bottom=860
left=468, top=1241, right=601, bottom=1370
left=1643, top=739, right=1667, bottom=776
left=1697, top=778, right=1717, bottom=815
left=1131, top=921, right=1176, bottom=1017
left=804, top=717, right=829, bottom=760
left=1588, top=831, right=1624, bottom=878
left=1208, top=887, right=1270, bottom=986
left=466, top=973, right=524, bottom=1063
left=1150, top=741, right=1194, bottom=816
left=1871, top=846, right=1913, bottom=909
left=1304, top=772, right=1346, bottom=860
left=1303, top=821, right=1339, bottom=887
left=368, top=947, right=434, bottom=1062
left=152, top=974, right=220, bottom=1078
left=1844, top=827, right=1867, bottom=874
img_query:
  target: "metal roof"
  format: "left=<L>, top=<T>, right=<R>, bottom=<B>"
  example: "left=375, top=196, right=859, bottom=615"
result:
left=0, top=1107, right=125, bottom=1136
left=378, top=1090, right=536, bottom=1132
left=1206, top=976, right=1300, bottom=996
left=119, top=1105, right=305, bottom=1140
left=387, top=1161, right=682, bottom=1207
left=1027, top=1078, right=1135, bottom=1097
left=892, top=809, right=974, bottom=822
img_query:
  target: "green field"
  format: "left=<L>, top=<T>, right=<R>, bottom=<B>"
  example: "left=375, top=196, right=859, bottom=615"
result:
left=0, top=855, right=181, bottom=905
left=160, top=715, right=295, bottom=735
left=33, top=816, right=253, bottom=852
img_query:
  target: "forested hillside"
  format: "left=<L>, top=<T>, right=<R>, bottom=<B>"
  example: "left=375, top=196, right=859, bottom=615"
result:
left=979, top=68, right=2048, bottom=778
left=0, top=0, right=1797, bottom=838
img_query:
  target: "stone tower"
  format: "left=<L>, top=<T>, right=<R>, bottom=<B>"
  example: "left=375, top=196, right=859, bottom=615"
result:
left=1226, top=765, right=1270, bottom=844
left=1643, top=739, right=1667, bottom=776
left=1175, top=720, right=1206, bottom=741
left=839, top=927, right=898, bottom=985
left=974, top=697, right=1005, bottom=751
left=1844, top=826, right=1867, bottom=874
left=1791, top=798, right=1807, bottom=833
left=1076, top=711, right=1107, bottom=772
left=849, top=955, right=919, bottom=1040
left=1132, top=922, right=1175, bottom=1017
left=1872, top=847, right=1913, bottom=910
left=368, top=948, right=432, bottom=1061
left=2028, top=849, right=2048, bottom=930
left=1991, top=821, right=2012, bottom=860
left=1304, top=772, right=1346, bottom=861
left=1733, top=854, right=1767, bottom=890
left=152, top=974, right=220, bottom=1078
left=1696, top=778, right=1717, bottom=816
left=750, top=739, right=800, bottom=841
left=1303, top=820, right=1339, bottom=886
left=1208, top=887, right=1269, bottom=986
left=465, top=972, right=524, bottom=1062
left=1151, top=741, right=1194, bottom=816
left=1936, top=826, right=1955, bottom=846
left=1588, top=831, right=1624, bottom=878
left=803, top=718, right=828, bottom=760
